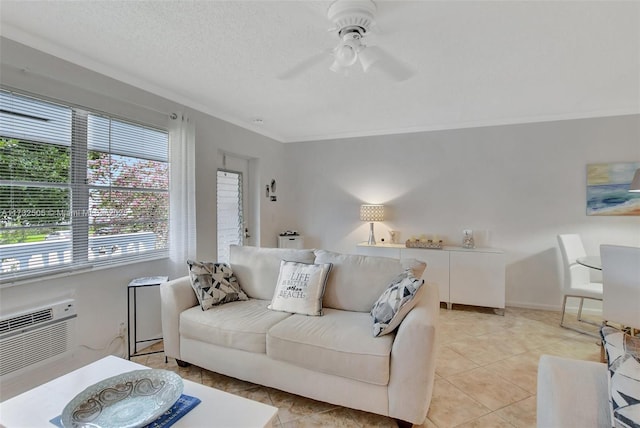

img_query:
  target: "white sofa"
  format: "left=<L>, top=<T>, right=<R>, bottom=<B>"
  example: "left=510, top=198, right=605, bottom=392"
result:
left=536, top=355, right=611, bottom=427
left=160, top=245, right=439, bottom=425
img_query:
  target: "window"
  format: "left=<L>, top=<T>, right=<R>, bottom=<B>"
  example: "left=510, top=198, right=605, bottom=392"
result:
left=0, top=90, right=169, bottom=282
left=217, top=169, right=244, bottom=264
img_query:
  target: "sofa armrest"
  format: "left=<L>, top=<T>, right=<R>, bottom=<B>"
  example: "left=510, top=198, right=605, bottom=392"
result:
left=160, top=276, right=197, bottom=360
left=388, top=281, right=439, bottom=425
left=537, top=355, right=610, bottom=428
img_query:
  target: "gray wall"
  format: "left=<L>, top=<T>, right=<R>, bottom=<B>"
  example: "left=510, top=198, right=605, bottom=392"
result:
left=281, top=116, right=640, bottom=309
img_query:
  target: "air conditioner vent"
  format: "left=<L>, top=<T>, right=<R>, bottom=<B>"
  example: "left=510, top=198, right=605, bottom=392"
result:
left=0, top=309, right=53, bottom=334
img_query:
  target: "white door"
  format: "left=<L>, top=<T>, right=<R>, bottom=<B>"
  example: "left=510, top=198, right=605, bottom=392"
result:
left=217, top=155, right=250, bottom=263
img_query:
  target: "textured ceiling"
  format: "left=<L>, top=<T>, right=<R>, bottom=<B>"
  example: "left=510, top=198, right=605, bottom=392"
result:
left=1, top=1, right=638, bottom=143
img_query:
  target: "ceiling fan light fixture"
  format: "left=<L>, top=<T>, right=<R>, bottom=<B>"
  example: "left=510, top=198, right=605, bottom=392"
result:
left=329, top=59, right=347, bottom=74
left=327, top=0, right=377, bottom=35
left=335, top=42, right=358, bottom=67
left=279, top=0, right=414, bottom=81
left=358, top=47, right=379, bottom=72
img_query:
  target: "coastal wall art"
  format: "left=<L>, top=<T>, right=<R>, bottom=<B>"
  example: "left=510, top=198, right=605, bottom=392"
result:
left=586, top=162, right=640, bottom=216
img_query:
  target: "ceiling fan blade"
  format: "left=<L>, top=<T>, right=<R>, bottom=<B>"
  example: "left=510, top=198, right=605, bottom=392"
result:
left=361, top=45, right=414, bottom=82
left=277, top=49, right=333, bottom=80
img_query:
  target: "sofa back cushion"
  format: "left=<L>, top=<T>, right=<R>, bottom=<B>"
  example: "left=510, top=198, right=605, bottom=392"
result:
left=229, top=245, right=316, bottom=300
left=315, top=249, right=413, bottom=312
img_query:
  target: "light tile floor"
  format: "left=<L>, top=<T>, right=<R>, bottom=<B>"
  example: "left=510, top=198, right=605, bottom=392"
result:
left=132, top=305, right=602, bottom=427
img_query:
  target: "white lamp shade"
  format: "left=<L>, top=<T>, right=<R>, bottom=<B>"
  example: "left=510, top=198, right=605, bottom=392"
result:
left=358, top=46, right=381, bottom=72
left=329, top=59, right=346, bottom=73
left=629, top=168, right=640, bottom=192
left=335, top=43, right=358, bottom=67
left=360, top=204, right=384, bottom=221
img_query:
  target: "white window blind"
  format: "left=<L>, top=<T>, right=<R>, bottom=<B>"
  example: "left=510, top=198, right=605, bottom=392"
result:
left=217, top=170, right=243, bottom=264
left=0, top=89, right=169, bottom=282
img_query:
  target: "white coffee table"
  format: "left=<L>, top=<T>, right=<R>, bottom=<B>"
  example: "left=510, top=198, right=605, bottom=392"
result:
left=0, top=355, right=278, bottom=427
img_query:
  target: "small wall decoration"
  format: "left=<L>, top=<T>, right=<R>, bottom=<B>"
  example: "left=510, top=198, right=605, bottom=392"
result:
left=266, top=179, right=277, bottom=201
left=586, top=162, right=640, bottom=216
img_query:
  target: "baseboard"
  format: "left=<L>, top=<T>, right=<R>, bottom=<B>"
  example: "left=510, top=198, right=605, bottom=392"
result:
left=506, top=300, right=602, bottom=316
left=506, top=301, right=560, bottom=311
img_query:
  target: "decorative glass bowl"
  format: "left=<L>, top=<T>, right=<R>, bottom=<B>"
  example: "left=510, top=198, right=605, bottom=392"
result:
left=61, top=369, right=183, bottom=428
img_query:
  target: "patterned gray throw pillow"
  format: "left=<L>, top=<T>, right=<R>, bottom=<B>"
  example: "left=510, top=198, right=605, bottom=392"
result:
left=187, top=260, right=248, bottom=310
left=370, top=270, right=425, bottom=337
left=600, top=325, right=640, bottom=428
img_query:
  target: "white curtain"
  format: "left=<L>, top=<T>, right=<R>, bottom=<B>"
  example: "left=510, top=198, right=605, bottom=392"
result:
left=169, top=112, right=197, bottom=264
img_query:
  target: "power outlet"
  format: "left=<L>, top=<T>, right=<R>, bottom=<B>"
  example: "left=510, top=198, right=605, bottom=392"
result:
left=118, top=322, right=127, bottom=338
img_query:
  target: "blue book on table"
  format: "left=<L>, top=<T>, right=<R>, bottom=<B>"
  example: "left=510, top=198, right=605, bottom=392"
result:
left=50, top=394, right=201, bottom=428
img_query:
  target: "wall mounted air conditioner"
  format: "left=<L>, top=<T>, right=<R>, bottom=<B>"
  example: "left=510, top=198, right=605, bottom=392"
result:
left=0, top=299, right=77, bottom=379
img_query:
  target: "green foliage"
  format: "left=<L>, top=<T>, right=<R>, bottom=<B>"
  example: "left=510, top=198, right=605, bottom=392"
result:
left=1, top=139, right=169, bottom=248
left=1, top=138, right=71, bottom=244
left=0, top=138, right=70, bottom=182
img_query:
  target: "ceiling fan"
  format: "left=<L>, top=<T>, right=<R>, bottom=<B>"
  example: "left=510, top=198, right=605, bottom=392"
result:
left=278, top=0, right=414, bottom=82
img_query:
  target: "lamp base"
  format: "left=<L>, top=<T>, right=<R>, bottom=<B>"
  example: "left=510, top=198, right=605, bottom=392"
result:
left=367, top=222, right=376, bottom=245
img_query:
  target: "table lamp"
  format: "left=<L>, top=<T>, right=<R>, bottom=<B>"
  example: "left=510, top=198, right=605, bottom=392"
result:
left=360, top=204, right=384, bottom=245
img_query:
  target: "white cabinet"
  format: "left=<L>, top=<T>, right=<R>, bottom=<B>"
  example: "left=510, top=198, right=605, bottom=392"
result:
left=356, top=243, right=505, bottom=311
left=355, top=245, right=401, bottom=259
left=402, top=248, right=450, bottom=306
left=449, top=250, right=505, bottom=309
left=278, top=235, right=304, bottom=249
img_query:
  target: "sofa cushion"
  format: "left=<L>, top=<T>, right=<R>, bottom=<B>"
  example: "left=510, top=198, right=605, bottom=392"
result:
left=371, top=269, right=425, bottom=337
left=600, top=326, right=640, bottom=428
left=180, top=299, right=291, bottom=353
left=186, top=260, right=248, bottom=310
left=314, top=250, right=408, bottom=312
left=229, top=245, right=316, bottom=300
left=268, top=260, right=333, bottom=316
left=266, top=308, right=394, bottom=385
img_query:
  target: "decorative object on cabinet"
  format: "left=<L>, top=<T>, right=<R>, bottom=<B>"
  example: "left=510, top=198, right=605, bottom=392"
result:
left=406, top=235, right=443, bottom=249
left=359, top=204, right=384, bottom=245
left=280, top=230, right=299, bottom=236
left=630, top=168, right=640, bottom=192
left=389, top=230, right=398, bottom=244
left=462, top=229, right=475, bottom=249
left=586, top=162, right=640, bottom=216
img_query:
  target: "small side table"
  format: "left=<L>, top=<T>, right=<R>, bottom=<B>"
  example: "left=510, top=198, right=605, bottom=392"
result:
left=127, top=276, right=168, bottom=360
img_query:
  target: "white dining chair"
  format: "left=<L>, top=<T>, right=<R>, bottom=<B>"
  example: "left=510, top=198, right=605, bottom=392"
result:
left=601, top=244, right=640, bottom=332
left=557, top=234, right=603, bottom=335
